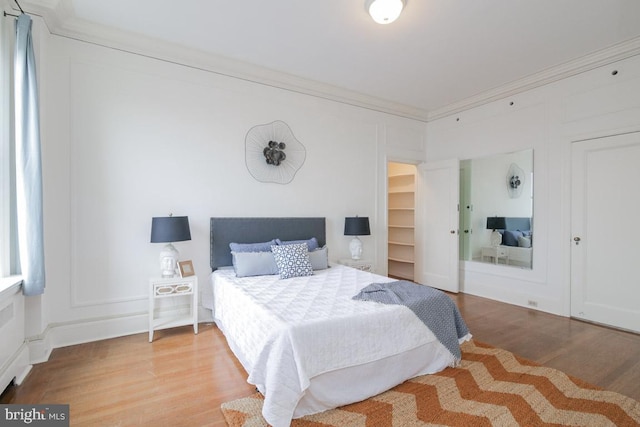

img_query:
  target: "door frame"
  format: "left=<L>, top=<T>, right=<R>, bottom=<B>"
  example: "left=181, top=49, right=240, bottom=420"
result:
left=569, top=130, right=640, bottom=332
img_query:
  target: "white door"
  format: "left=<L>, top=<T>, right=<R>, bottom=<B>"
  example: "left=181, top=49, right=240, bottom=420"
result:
left=416, top=159, right=460, bottom=293
left=571, top=132, right=640, bottom=333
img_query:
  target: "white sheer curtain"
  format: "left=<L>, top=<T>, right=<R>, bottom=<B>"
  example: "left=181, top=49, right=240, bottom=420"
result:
left=14, top=13, right=45, bottom=295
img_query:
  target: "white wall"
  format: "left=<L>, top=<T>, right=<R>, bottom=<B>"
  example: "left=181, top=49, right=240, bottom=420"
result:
left=427, top=53, right=640, bottom=316
left=25, top=11, right=640, bottom=360
left=29, top=17, right=426, bottom=356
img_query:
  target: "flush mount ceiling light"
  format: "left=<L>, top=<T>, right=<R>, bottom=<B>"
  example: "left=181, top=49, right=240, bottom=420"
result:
left=365, top=0, right=405, bottom=24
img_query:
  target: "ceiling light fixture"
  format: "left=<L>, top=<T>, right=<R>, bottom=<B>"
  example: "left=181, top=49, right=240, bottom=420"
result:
left=365, top=0, right=405, bottom=25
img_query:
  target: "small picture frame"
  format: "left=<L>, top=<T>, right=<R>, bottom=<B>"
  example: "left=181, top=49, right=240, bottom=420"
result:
left=178, top=260, right=195, bottom=277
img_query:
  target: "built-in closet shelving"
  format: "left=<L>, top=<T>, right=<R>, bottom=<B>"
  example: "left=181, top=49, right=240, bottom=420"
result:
left=388, top=163, right=416, bottom=281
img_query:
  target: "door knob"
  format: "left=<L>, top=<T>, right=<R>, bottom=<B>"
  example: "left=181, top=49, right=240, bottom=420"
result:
left=573, top=237, right=581, bottom=245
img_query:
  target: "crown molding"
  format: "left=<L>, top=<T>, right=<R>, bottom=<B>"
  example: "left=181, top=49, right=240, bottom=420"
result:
left=20, top=0, right=431, bottom=122
left=18, top=0, right=640, bottom=123
left=426, top=36, right=640, bottom=121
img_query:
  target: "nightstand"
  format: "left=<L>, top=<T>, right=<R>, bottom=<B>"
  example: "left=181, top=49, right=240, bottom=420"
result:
left=481, top=246, right=509, bottom=264
left=149, top=275, right=198, bottom=342
left=338, top=258, right=373, bottom=272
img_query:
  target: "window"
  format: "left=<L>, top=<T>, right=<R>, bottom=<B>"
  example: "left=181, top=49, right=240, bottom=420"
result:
left=0, top=13, right=19, bottom=280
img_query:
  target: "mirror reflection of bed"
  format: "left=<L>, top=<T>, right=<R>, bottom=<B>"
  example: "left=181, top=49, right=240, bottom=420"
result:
left=482, top=217, right=532, bottom=268
left=459, top=149, right=533, bottom=269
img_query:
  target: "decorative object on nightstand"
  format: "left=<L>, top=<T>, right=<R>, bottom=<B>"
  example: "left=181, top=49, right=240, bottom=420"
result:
left=178, top=260, right=195, bottom=277
left=344, top=216, right=371, bottom=260
left=486, top=216, right=506, bottom=247
left=149, top=275, right=198, bottom=342
left=150, top=215, right=191, bottom=278
left=338, top=258, right=373, bottom=272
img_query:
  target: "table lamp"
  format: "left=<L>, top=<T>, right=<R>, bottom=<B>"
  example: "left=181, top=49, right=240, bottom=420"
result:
left=486, top=216, right=506, bottom=247
left=344, top=216, right=371, bottom=260
left=150, top=215, right=191, bottom=277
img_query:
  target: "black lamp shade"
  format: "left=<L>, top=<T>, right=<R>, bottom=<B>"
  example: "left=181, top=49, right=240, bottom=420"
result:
left=150, top=216, right=191, bottom=243
left=486, top=217, right=506, bottom=230
left=344, top=217, right=371, bottom=236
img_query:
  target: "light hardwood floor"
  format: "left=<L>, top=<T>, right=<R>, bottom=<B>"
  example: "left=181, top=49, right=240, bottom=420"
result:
left=2, top=293, right=639, bottom=426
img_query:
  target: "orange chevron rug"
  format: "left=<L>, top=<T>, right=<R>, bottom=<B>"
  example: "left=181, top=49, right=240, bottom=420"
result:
left=221, top=340, right=640, bottom=426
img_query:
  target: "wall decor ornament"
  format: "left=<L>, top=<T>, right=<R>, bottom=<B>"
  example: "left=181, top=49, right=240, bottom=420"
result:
left=245, top=120, right=306, bottom=184
left=506, top=163, right=525, bottom=198
left=264, top=141, right=286, bottom=165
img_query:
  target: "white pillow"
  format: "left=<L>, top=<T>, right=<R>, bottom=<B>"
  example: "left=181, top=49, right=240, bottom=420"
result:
left=271, top=243, right=313, bottom=279
left=309, top=246, right=329, bottom=270
left=517, top=235, right=532, bottom=248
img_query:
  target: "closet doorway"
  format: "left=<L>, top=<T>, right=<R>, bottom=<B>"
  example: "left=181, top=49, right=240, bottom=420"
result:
left=387, top=162, right=416, bottom=281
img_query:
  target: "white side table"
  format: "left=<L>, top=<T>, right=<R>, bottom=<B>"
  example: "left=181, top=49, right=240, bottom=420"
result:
left=337, top=258, right=373, bottom=272
left=481, top=246, right=509, bottom=264
left=149, top=275, right=198, bottom=342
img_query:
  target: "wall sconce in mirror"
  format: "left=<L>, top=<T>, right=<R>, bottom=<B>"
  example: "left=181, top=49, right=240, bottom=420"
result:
left=507, top=163, right=525, bottom=198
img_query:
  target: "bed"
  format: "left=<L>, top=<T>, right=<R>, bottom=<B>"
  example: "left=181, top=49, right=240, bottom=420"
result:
left=499, top=217, right=532, bottom=268
left=209, top=217, right=471, bottom=427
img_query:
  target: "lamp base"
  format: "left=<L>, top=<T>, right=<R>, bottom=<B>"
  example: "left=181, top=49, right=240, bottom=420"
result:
left=349, top=236, right=363, bottom=260
left=490, top=230, right=502, bottom=247
left=159, top=243, right=179, bottom=278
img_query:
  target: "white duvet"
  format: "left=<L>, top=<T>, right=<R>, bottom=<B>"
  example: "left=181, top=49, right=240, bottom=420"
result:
left=212, top=264, right=461, bottom=427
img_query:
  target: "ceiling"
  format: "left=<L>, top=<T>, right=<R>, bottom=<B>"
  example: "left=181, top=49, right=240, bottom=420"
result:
left=15, top=0, right=640, bottom=120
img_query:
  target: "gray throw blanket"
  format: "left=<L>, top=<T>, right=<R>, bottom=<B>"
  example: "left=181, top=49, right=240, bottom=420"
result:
left=352, top=281, right=470, bottom=361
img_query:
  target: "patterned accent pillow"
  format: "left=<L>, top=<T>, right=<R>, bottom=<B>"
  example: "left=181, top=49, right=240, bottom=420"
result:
left=271, top=243, right=313, bottom=279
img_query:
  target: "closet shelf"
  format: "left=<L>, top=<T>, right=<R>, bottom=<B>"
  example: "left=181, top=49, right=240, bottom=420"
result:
left=388, top=272, right=414, bottom=281
left=389, top=241, right=414, bottom=247
left=388, top=257, right=414, bottom=264
left=388, top=162, right=416, bottom=282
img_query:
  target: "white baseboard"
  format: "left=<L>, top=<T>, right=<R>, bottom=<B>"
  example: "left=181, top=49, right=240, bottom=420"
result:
left=462, top=281, right=562, bottom=316
left=27, top=306, right=206, bottom=365
left=27, top=311, right=149, bottom=364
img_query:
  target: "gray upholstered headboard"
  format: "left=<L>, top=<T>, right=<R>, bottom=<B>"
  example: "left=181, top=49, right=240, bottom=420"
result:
left=210, top=217, right=326, bottom=270
left=504, top=217, right=531, bottom=231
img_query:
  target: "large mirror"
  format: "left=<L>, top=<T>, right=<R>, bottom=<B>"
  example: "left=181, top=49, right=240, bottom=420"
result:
left=459, top=149, right=533, bottom=269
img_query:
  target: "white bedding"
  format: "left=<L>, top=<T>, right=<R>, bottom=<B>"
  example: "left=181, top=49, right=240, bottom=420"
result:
left=212, top=264, right=470, bottom=427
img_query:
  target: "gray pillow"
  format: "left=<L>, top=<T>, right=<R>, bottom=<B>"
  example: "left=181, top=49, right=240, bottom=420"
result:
left=276, top=237, right=319, bottom=251
left=309, top=246, right=329, bottom=270
left=229, top=239, right=277, bottom=253
left=517, top=235, right=532, bottom=248
left=231, top=251, right=278, bottom=277
left=271, top=243, right=313, bottom=279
